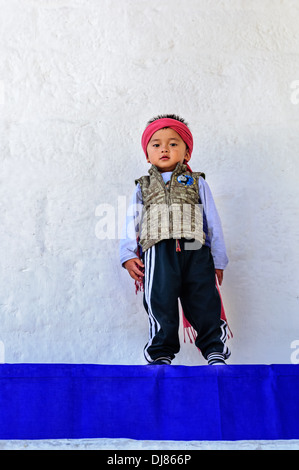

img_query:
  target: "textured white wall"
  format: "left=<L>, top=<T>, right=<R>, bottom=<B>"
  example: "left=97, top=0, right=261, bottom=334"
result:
left=1, top=0, right=299, bottom=365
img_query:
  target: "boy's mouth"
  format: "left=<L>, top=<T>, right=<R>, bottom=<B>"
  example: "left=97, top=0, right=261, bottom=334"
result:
left=160, top=156, right=170, bottom=160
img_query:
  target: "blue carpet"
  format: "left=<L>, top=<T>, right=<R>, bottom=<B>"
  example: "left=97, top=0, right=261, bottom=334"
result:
left=0, top=364, right=298, bottom=441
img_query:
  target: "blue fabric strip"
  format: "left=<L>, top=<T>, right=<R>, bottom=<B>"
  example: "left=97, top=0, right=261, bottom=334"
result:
left=0, top=364, right=298, bottom=441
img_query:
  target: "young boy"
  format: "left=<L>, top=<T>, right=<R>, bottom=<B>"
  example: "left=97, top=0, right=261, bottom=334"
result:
left=120, top=114, right=231, bottom=365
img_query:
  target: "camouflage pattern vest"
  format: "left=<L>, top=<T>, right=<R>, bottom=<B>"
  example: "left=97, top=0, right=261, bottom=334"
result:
left=135, top=163, right=206, bottom=252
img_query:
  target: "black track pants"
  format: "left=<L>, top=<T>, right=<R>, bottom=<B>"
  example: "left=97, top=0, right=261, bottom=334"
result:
left=142, top=239, right=230, bottom=363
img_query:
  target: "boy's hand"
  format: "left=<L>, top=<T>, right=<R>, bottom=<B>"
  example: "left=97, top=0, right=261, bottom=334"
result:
left=215, top=269, right=223, bottom=286
left=124, top=258, right=145, bottom=282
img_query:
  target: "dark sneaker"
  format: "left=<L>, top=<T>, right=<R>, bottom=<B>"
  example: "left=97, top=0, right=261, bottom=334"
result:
left=207, top=352, right=227, bottom=365
left=148, top=358, right=171, bottom=365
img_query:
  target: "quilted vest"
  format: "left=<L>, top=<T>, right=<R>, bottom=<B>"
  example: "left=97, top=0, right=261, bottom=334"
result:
left=135, top=163, right=206, bottom=252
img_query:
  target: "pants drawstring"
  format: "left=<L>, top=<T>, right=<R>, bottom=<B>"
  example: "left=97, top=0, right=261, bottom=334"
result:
left=176, top=239, right=181, bottom=252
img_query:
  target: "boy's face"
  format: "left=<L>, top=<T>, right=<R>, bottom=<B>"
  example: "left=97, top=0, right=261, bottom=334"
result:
left=146, top=128, right=190, bottom=172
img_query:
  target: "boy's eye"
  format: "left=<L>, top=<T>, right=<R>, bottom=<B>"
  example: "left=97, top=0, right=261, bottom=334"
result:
left=152, top=143, right=177, bottom=148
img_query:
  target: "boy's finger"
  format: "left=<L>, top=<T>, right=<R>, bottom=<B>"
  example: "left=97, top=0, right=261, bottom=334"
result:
left=130, top=270, right=143, bottom=282
left=135, top=259, right=144, bottom=268
left=133, top=265, right=144, bottom=276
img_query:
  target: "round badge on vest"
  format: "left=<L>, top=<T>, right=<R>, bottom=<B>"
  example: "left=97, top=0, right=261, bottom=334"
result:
left=177, top=174, right=195, bottom=186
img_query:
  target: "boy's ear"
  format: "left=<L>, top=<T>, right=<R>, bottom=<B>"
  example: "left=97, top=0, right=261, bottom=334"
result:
left=184, top=150, right=191, bottom=162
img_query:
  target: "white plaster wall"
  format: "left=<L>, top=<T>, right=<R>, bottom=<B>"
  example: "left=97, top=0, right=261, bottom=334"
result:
left=1, top=0, right=299, bottom=365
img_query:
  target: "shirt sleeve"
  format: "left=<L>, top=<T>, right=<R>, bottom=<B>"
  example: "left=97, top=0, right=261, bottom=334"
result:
left=119, top=184, right=143, bottom=266
left=198, top=177, right=229, bottom=270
